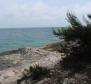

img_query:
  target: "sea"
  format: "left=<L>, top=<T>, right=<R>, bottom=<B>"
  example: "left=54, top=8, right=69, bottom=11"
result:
left=0, top=28, right=60, bottom=52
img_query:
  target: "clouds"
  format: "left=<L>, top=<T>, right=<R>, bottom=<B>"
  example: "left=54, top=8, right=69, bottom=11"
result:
left=0, top=0, right=91, bottom=28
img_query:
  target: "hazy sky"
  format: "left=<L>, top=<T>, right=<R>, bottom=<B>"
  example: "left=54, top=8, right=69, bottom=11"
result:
left=0, top=0, right=91, bottom=28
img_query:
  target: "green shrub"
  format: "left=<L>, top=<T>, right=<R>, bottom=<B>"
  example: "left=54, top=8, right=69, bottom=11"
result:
left=30, top=65, right=50, bottom=80
left=53, top=13, right=91, bottom=72
left=17, top=65, right=50, bottom=84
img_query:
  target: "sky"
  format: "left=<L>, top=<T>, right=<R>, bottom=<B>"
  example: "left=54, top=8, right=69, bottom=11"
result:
left=0, top=0, right=91, bottom=28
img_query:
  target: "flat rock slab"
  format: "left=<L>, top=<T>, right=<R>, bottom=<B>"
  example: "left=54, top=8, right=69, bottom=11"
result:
left=0, top=48, right=62, bottom=84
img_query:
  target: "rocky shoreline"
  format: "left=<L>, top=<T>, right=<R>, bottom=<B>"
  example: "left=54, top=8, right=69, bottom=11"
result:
left=0, top=46, right=62, bottom=84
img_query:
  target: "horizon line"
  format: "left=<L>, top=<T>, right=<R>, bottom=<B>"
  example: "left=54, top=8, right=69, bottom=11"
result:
left=0, top=27, right=61, bottom=29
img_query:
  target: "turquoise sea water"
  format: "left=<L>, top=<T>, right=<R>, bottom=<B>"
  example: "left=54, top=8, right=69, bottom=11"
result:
left=0, top=28, right=59, bottom=52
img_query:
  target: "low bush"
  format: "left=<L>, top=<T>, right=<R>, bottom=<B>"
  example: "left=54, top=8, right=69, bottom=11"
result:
left=30, top=65, right=50, bottom=80
left=17, top=65, right=50, bottom=84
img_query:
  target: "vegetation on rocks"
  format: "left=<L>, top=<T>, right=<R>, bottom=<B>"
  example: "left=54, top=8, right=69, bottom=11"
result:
left=53, top=12, right=91, bottom=72
left=30, top=65, right=50, bottom=80
left=17, top=65, right=50, bottom=84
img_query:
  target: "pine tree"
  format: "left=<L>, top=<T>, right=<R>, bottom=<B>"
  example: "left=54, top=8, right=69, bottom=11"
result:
left=53, top=13, right=91, bottom=71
